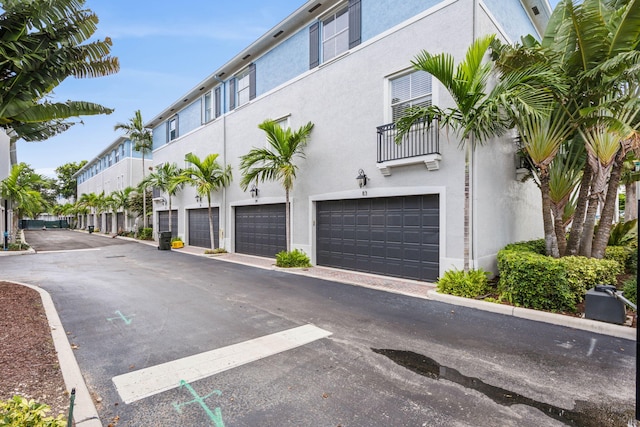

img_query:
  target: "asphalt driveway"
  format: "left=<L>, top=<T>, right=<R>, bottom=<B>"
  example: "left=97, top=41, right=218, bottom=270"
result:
left=3, top=230, right=636, bottom=426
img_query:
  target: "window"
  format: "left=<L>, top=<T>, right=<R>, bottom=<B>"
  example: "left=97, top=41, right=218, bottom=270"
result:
left=115, top=146, right=121, bottom=163
left=236, top=68, right=251, bottom=106
left=168, top=116, right=178, bottom=141
left=309, top=0, right=361, bottom=68
left=390, top=71, right=432, bottom=122
left=121, top=144, right=125, bottom=158
left=202, top=91, right=213, bottom=123
left=230, top=64, right=256, bottom=110
left=322, top=8, right=349, bottom=61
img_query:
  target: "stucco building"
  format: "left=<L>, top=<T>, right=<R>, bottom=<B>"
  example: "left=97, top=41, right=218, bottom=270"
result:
left=144, top=0, right=549, bottom=282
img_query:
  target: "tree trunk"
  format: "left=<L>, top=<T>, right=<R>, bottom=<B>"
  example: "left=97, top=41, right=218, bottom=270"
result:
left=592, top=156, right=624, bottom=258
left=208, top=197, right=216, bottom=250
left=168, top=196, right=172, bottom=233
left=579, top=193, right=599, bottom=257
left=541, top=174, right=560, bottom=257
left=463, top=144, right=470, bottom=272
left=624, top=181, right=637, bottom=221
left=552, top=204, right=566, bottom=256
left=285, top=188, right=291, bottom=252
left=566, top=162, right=592, bottom=255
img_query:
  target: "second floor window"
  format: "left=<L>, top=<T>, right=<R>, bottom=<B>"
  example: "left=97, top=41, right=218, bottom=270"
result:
left=236, top=69, right=251, bottom=107
left=322, top=8, right=349, bottom=62
left=168, top=116, right=178, bottom=141
left=230, top=64, right=256, bottom=110
left=203, top=91, right=213, bottom=123
left=390, top=71, right=432, bottom=122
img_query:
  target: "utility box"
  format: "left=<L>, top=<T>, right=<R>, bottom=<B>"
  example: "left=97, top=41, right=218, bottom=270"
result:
left=584, top=285, right=626, bottom=325
left=158, top=231, right=172, bottom=251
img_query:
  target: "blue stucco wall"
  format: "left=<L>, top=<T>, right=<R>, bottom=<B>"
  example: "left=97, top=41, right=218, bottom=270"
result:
left=153, top=125, right=166, bottom=150
left=179, top=100, right=202, bottom=136
left=483, top=0, right=538, bottom=41
left=361, top=0, right=442, bottom=42
left=255, top=28, right=308, bottom=96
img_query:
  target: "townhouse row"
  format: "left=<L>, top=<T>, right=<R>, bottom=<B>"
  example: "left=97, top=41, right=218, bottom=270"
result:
left=76, top=0, right=550, bottom=282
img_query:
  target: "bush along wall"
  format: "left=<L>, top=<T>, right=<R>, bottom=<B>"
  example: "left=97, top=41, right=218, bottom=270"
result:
left=497, top=242, right=622, bottom=313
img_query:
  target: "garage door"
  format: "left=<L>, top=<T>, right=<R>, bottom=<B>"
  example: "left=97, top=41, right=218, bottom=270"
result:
left=317, top=195, right=439, bottom=281
left=117, top=213, right=124, bottom=232
left=158, top=210, right=178, bottom=238
left=105, top=213, right=113, bottom=233
left=235, top=204, right=286, bottom=257
left=188, top=208, right=219, bottom=248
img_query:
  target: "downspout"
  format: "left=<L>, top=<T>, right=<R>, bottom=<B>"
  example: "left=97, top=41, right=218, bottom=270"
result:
left=213, top=75, right=227, bottom=250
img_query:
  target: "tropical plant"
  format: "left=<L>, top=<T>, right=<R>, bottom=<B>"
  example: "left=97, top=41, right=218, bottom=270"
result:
left=181, top=153, right=232, bottom=250
left=396, top=34, right=556, bottom=271
left=0, top=395, right=66, bottom=427
left=0, top=163, right=45, bottom=241
left=275, top=249, right=311, bottom=268
left=114, top=110, right=153, bottom=227
left=142, top=163, right=184, bottom=233
left=239, top=119, right=314, bottom=252
left=0, top=0, right=118, bottom=142
left=109, top=186, right=135, bottom=232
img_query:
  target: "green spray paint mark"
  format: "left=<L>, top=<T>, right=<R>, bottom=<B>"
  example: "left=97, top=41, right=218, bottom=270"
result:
left=106, top=310, right=134, bottom=325
left=172, top=380, right=225, bottom=427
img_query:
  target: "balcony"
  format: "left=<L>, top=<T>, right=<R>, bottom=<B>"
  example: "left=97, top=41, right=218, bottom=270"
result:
left=376, top=118, right=441, bottom=176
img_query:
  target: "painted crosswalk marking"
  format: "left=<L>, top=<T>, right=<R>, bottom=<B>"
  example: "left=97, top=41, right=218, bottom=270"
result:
left=112, top=324, right=332, bottom=404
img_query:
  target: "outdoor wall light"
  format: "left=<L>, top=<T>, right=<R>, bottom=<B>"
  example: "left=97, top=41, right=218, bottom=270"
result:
left=195, top=195, right=201, bottom=204
left=152, top=196, right=166, bottom=205
left=250, top=184, right=259, bottom=199
left=356, top=169, right=368, bottom=188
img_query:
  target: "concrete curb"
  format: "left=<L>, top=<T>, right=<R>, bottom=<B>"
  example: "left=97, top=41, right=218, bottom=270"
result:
left=427, top=291, right=636, bottom=341
left=12, top=281, right=102, bottom=427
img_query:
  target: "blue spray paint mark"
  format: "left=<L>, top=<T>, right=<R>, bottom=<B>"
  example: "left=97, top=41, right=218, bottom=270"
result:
left=172, top=379, right=225, bottom=427
left=106, top=310, right=134, bottom=325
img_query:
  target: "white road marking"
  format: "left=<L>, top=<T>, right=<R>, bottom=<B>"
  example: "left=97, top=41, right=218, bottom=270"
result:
left=37, top=248, right=102, bottom=254
left=587, top=337, right=597, bottom=357
left=112, top=324, right=332, bottom=404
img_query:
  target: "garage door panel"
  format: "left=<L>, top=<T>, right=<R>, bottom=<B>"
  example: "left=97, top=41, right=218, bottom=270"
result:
left=235, top=204, right=286, bottom=257
left=158, top=210, right=178, bottom=238
left=188, top=208, right=219, bottom=248
left=317, top=195, right=439, bottom=282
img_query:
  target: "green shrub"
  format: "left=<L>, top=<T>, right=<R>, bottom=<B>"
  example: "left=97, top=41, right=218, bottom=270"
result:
left=7, top=242, right=29, bottom=251
left=0, top=395, right=66, bottom=427
left=171, top=236, right=183, bottom=243
left=629, top=247, right=638, bottom=275
left=204, top=247, right=227, bottom=254
left=502, top=239, right=546, bottom=255
left=137, top=227, right=153, bottom=240
left=622, top=277, right=637, bottom=306
left=604, top=246, right=630, bottom=272
left=497, top=250, right=575, bottom=311
left=436, top=269, right=489, bottom=298
left=558, top=256, right=620, bottom=305
left=607, top=219, right=637, bottom=247
left=275, top=249, right=311, bottom=268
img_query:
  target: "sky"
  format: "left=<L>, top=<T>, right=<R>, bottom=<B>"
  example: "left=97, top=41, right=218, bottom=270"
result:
left=16, top=0, right=303, bottom=177
left=17, top=0, right=561, bottom=178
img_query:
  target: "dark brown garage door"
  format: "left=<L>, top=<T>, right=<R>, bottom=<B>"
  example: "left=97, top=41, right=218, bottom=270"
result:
left=158, top=210, right=178, bottom=238
left=317, top=195, right=439, bottom=281
left=188, top=208, right=219, bottom=248
left=235, top=204, right=286, bottom=257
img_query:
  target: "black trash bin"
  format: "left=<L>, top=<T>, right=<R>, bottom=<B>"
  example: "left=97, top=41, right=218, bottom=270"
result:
left=88, top=225, right=95, bottom=234
left=158, top=231, right=172, bottom=250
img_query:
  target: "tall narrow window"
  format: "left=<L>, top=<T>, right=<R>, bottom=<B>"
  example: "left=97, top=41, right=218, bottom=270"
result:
left=214, top=87, right=222, bottom=118
left=390, top=71, right=432, bottom=122
left=322, top=8, right=349, bottom=61
left=203, top=91, right=213, bottom=123
left=237, top=69, right=250, bottom=106
left=168, top=116, right=178, bottom=141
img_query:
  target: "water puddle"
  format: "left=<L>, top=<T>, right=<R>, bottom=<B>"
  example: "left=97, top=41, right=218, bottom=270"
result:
left=372, top=348, right=628, bottom=426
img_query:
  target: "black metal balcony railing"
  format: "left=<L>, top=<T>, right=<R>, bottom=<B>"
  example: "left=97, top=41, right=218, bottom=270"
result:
left=376, top=118, right=440, bottom=163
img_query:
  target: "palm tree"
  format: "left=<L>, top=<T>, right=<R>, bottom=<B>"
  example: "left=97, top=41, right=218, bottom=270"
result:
left=78, top=192, right=100, bottom=227
left=110, top=187, right=135, bottom=232
left=182, top=153, right=232, bottom=250
left=0, top=164, right=44, bottom=241
left=142, top=163, right=184, bottom=234
left=114, top=110, right=153, bottom=227
left=239, top=120, right=314, bottom=252
left=0, top=0, right=119, bottom=142
left=396, top=34, right=556, bottom=271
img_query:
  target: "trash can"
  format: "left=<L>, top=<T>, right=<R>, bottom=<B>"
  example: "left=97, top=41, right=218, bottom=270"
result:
left=88, top=225, right=94, bottom=234
left=584, top=285, right=626, bottom=325
left=158, top=231, right=172, bottom=251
